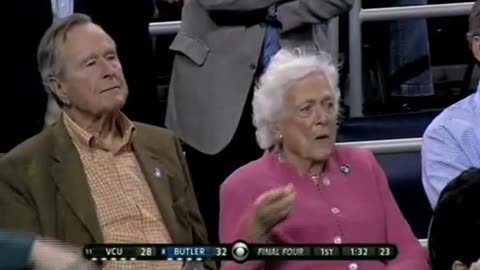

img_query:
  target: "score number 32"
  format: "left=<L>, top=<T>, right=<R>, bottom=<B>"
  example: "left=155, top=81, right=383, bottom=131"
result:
left=216, top=247, right=227, bottom=257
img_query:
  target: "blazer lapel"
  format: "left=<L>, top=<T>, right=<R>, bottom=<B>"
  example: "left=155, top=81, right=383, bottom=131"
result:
left=50, top=120, right=103, bottom=242
left=133, top=138, right=186, bottom=243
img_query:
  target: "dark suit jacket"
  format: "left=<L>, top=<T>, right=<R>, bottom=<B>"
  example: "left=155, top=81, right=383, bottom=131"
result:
left=0, top=119, right=216, bottom=270
left=0, top=230, right=34, bottom=269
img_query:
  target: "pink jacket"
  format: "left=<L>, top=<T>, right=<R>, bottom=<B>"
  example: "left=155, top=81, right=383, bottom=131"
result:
left=219, top=145, right=429, bottom=270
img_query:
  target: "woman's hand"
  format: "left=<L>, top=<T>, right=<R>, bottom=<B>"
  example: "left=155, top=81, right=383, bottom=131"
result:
left=246, top=184, right=296, bottom=242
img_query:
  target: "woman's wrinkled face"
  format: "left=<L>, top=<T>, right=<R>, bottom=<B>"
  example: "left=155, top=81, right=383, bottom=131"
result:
left=277, top=73, right=338, bottom=163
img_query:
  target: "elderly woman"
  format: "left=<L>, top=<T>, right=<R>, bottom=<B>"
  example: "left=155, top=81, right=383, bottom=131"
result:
left=218, top=48, right=429, bottom=270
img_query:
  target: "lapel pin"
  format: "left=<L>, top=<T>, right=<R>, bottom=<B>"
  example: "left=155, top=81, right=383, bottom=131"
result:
left=340, top=164, right=350, bottom=175
left=154, top=168, right=163, bottom=178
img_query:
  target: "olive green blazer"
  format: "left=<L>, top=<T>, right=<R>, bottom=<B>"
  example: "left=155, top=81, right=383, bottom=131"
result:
left=0, top=118, right=216, bottom=270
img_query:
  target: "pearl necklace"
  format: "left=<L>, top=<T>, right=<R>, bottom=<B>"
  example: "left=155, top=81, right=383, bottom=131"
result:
left=275, top=150, right=322, bottom=186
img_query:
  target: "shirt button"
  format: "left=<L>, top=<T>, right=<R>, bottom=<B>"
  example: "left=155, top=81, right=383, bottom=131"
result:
left=331, top=207, right=340, bottom=215
left=349, top=262, right=358, bottom=270
left=323, top=177, right=331, bottom=186
left=334, top=236, right=342, bottom=244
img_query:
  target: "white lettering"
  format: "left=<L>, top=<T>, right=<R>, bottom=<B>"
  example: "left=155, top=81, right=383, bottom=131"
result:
left=257, top=248, right=280, bottom=256
left=173, top=248, right=207, bottom=256
left=105, top=248, right=123, bottom=256
left=281, top=248, right=304, bottom=256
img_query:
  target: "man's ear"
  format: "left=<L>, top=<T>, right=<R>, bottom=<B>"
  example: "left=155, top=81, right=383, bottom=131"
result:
left=48, top=77, right=71, bottom=106
left=452, top=260, right=468, bottom=270
left=471, top=36, right=480, bottom=62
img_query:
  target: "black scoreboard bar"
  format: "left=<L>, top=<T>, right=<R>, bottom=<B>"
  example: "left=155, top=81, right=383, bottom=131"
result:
left=248, top=244, right=397, bottom=261
left=83, top=242, right=397, bottom=263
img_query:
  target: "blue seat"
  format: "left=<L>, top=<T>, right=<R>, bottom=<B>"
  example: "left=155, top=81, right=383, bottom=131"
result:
left=375, top=152, right=431, bottom=238
left=337, top=111, right=440, bottom=238
left=337, top=110, right=441, bottom=142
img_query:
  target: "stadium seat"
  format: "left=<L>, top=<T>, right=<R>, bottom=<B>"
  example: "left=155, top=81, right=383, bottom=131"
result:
left=337, top=111, right=439, bottom=238
left=337, top=110, right=441, bottom=142
left=375, top=152, right=431, bottom=238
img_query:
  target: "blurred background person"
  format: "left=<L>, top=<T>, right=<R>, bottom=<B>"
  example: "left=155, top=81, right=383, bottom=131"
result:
left=219, top=48, right=429, bottom=270
left=0, top=230, right=94, bottom=270
left=386, top=0, right=434, bottom=110
left=167, top=0, right=352, bottom=242
left=428, top=168, right=480, bottom=270
left=422, top=0, right=480, bottom=209
left=362, top=0, right=434, bottom=113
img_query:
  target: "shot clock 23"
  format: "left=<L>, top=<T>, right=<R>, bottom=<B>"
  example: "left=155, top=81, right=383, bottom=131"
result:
left=378, top=246, right=394, bottom=257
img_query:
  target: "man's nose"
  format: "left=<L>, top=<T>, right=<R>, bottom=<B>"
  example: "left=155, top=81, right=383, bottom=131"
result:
left=101, top=59, right=116, bottom=78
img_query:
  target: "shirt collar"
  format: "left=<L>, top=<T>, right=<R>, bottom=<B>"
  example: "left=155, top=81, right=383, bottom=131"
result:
left=63, top=112, right=136, bottom=153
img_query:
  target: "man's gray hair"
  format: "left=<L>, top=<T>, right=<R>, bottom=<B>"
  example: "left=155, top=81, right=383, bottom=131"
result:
left=37, top=13, right=92, bottom=96
left=252, top=48, right=340, bottom=150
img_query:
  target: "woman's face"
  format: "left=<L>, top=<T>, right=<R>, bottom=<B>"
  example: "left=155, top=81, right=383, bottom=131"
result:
left=277, top=73, right=337, bottom=163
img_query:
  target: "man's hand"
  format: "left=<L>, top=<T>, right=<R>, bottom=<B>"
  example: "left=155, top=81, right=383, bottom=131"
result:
left=31, top=238, right=96, bottom=270
left=246, top=184, right=296, bottom=242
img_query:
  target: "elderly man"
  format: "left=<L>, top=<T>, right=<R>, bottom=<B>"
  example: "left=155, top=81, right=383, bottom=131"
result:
left=0, top=14, right=214, bottom=270
left=422, top=0, right=480, bottom=209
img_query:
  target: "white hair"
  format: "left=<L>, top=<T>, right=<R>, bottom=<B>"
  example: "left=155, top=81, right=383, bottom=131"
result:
left=252, top=48, right=340, bottom=150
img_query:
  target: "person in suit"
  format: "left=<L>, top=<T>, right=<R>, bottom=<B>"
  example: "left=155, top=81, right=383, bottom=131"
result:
left=0, top=230, right=93, bottom=270
left=167, top=0, right=352, bottom=242
left=428, top=168, right=480, bottom=270
left=219, top=49, right=429, bottom=270
left=0, top=14, right=214, bottom=270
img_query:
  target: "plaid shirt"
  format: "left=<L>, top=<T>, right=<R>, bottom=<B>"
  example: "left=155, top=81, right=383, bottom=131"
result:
left=64, top=113, right=182, bottom=270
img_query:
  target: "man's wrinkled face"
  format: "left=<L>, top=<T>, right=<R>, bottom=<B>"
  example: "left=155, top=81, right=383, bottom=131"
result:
left=50, top=23, right=128, bottom=116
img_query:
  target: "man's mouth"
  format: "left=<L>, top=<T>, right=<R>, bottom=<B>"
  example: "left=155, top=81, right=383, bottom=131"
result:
left=101, top=86, right=120, bottom=93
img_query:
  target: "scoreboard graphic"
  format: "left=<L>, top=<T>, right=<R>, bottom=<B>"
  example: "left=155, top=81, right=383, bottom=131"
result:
left=84, top=241, right=397, bottom=263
